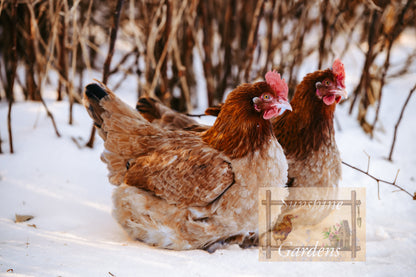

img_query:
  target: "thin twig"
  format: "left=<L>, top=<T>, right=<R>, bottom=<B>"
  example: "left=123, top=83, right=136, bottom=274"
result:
left=108, top=48, right=138, bottom=75
left=342, top=161, right=414, bottom=200
left=86, top=0, right=125, bottom=148
left=40, top=98, right=61, bottom=137
left=388, top=83, right=416, bottom=161
left=6, top=0, right=18, bottom=154
left=68, top=0, right=79, bottom=125
left=78, top=0, right=94, bottom=72
left=200, top=0, right=215, bottom=106
left=364, top=151, right=370, bottom=173
left=7, top=101, right=14, bottom=153
left=318, top=0, right=330, bottom=69
left=370, top=40, right=393, bottom=138
left=71, top=137, right=83, bottom=149
left=148, top=0, right=187, bottom=96
left=243, top=0, right=265, bottom=81
left=103, top=0, right=125, bottom=85
left=370, top=0, right=412, bottom=137
left=172, top=38, right=191, bottom=112
left=218, top=0, right=236, bottom=101
left=26, top=0, right=61, bottom=138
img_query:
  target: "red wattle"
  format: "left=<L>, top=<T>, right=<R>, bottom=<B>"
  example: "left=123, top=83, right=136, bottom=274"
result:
left=263, top=106, right=279, bottom=120
left=323, top=94, right=336, bottom=105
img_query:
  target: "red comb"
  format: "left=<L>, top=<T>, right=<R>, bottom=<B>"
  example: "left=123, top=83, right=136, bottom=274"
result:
left=332, top=59, right=345, bottom=88
left=265, top=70, right=288, bottom=101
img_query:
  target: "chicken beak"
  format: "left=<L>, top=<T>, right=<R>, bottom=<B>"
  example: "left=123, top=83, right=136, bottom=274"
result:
left=331, top=86, right=348, bottom=100
left=276, top=99, right=292, bottom=116
left=253, top=96, right=292, bottom=119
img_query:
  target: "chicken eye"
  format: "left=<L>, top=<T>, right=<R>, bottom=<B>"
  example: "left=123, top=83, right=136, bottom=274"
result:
left=262, top=93, right=272, bottom=100
left=324, top=80, right=331, bottom=86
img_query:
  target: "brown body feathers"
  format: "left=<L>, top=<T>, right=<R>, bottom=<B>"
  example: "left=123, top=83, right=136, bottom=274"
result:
left=83, top=81, right=288, bottom=251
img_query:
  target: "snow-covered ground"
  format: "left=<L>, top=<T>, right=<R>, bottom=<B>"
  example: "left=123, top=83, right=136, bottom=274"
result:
left=1, top=42, right=416, bottom=276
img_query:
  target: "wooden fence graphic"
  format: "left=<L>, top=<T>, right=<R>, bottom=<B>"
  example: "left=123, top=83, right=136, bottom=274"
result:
left=260, top=188, right=365, bottom=261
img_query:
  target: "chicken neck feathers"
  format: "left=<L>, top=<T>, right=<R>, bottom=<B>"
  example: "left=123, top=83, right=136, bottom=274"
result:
left=272, top=69, right=336, bottom=161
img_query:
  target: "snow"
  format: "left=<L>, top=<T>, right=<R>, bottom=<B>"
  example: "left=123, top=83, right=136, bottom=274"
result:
left=1, top=45, right=416, bottom=277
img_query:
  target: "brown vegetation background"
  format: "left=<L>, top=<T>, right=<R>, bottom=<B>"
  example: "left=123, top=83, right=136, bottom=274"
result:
left=0, top=0, right=415, bottom=153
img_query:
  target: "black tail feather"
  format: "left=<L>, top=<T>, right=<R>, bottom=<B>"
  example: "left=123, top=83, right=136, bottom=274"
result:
left=84, top=83, right=108, bottom=129
left=85, top=83, right=108, bottom=101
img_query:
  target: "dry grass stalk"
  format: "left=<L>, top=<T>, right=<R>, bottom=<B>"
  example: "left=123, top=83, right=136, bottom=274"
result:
left=0, top=0, right=415, bottom=153
left=86, top=0, right=125, bottom=148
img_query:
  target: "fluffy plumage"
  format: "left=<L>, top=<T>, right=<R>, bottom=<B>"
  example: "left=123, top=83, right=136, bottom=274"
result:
left=136, top=60, right=347, bottom=228
left=83, top=78, right=290, bottom=251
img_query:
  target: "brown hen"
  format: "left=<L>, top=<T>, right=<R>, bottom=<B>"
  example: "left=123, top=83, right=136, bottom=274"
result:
left=83, top=72, right=291, bottom=251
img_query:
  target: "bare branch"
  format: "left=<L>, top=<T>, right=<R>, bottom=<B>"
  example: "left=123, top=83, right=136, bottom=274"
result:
left=7, top=101, right=14, bottom=154
left=148, top=0, right=187, bottom=99
left=243, top=0, right=265, bottom=81
left=342, top=161, right=414, bottom=200
left=25, top=0, right=61, bottom=138
left=364, top=151, right=370, bottom=173
left=388, top=83, right=416, bottom=161
left=5, top=0, right=18, bottom=154
left=103, top=0, right=125, bottom=85
left=86, top=0, right=125, bottom=148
